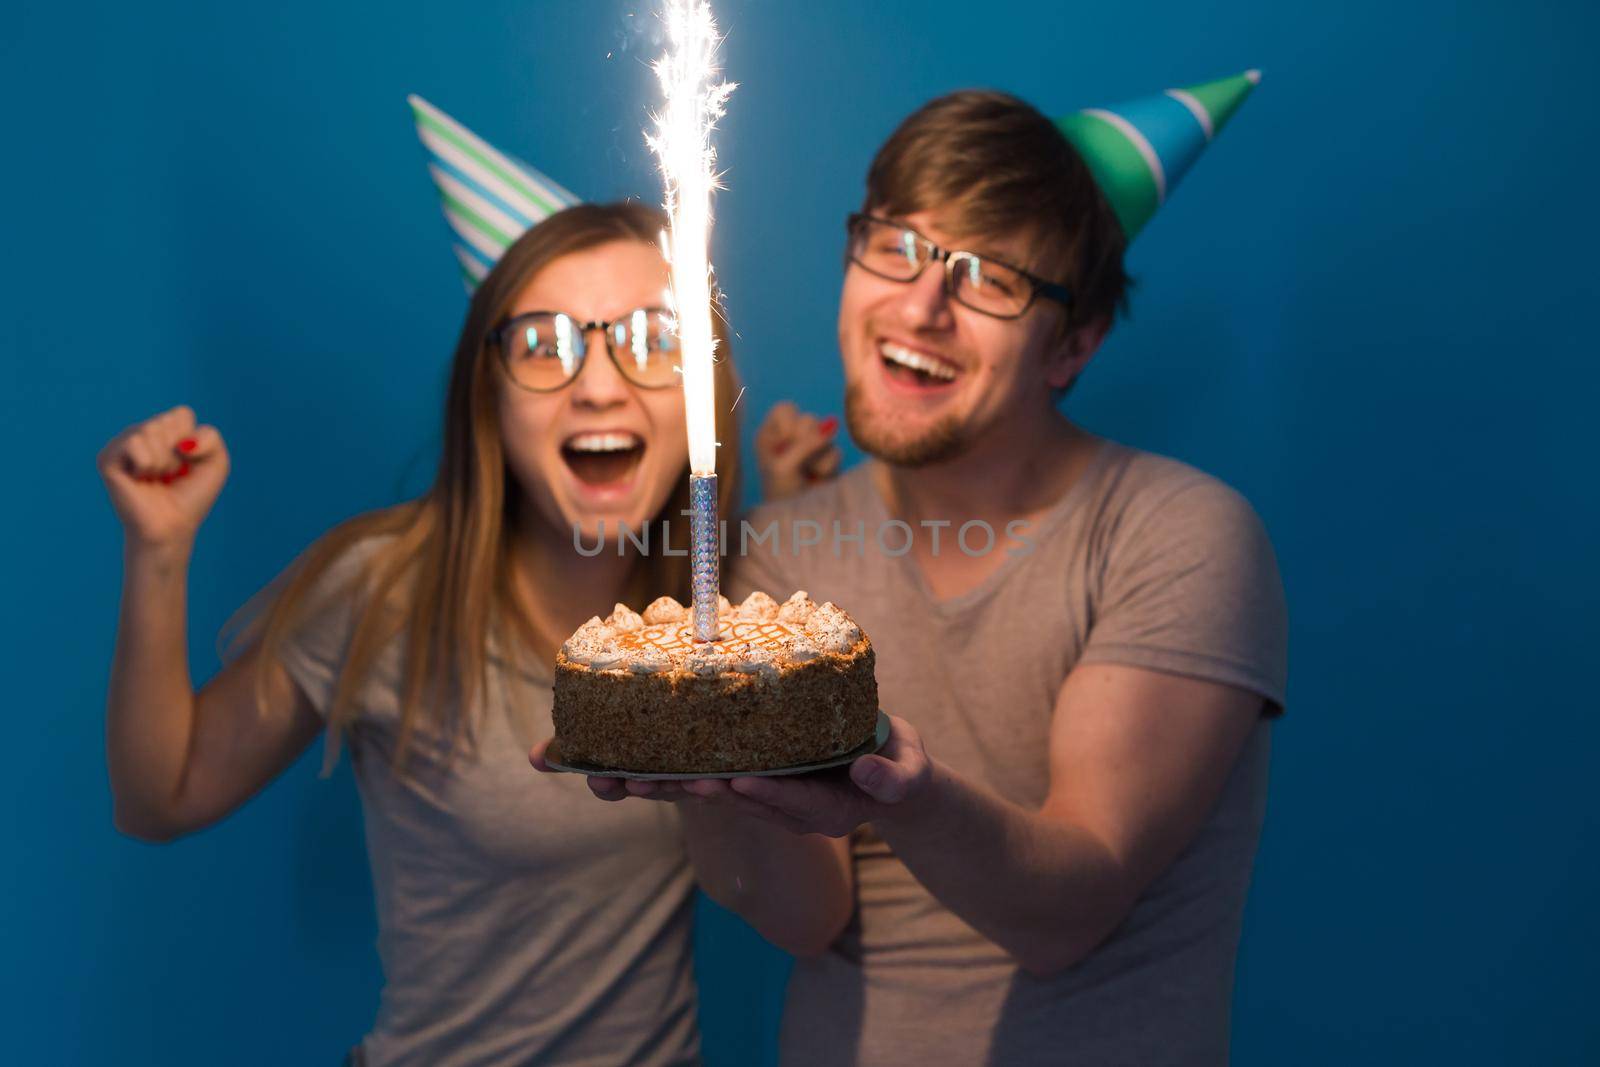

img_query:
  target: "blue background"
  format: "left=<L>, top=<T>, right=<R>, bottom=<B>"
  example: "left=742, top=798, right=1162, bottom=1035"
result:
left=5, top=1, right=1596, bottom=1063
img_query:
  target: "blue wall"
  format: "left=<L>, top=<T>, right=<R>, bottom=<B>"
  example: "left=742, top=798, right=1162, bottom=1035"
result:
left=6, top=1, right=1596, bottom=1063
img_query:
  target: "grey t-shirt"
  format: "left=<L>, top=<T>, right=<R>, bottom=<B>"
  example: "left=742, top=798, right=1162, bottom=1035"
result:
left=275, top=540, right=699, bottom=1067
left=730, top=438, right=1288, bottom=1066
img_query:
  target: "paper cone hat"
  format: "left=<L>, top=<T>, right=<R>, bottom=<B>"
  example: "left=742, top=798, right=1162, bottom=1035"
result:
left=1055, top=70, right=1260, bottom=241
left=408, top=94, right=581, bottom=293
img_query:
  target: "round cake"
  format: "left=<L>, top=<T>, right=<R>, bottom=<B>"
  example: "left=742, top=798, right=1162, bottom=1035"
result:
left=551, top=591, right=879, bottom=773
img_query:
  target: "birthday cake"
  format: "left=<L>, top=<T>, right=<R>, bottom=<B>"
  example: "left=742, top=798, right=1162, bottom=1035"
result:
left=552, top=591, right=878, bottom=773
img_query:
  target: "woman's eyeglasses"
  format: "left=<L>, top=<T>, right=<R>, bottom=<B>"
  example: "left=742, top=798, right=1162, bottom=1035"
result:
left=493, top=307, right=681, bottom=393
left=845, top=213, right=1073, bottom=320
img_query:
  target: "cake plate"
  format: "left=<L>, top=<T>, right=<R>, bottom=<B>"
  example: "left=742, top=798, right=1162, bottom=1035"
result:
left=545, top=711, right=890, bottom=781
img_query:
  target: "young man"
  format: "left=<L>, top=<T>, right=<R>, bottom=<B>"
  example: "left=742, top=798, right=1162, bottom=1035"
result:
left=555, top=86, right=1286, bottom=1064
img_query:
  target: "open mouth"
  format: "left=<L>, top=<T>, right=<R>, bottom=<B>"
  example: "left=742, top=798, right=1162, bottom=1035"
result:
left=879, top=340, right=961, bottom=389
left=561, top=431, right=645, bottom=488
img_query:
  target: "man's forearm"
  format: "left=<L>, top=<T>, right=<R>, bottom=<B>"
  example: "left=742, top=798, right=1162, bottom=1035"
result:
left=679, top=804, right=852, bottom=956
left=872, top=760, right=1133, bottom=977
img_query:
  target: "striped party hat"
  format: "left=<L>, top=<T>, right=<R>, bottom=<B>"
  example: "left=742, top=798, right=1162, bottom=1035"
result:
left=1055, top=70, right=1260, bottom=242
left=408, top=94, right=582, bottom=293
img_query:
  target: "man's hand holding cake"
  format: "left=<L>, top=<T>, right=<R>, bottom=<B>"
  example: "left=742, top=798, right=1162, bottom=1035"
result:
left=573, top=713, right=934, bottom=835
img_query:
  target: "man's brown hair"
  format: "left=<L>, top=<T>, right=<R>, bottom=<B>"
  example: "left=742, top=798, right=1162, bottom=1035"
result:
left=863, top=89, right=1131, bottom=337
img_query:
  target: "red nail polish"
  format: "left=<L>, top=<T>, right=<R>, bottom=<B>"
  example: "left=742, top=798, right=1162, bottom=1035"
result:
left=771, top=439, right=791, bottom=456
left=159, top=472, right=175, bottom=485
left=176, top=462, right=191, bottom=478
left=819, top=415, right=839, bottom=436
left=177, top=438, right=197, bottom=453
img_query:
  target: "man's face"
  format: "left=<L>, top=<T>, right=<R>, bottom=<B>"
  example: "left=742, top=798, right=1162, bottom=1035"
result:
left=838, top=210, right=1075, bottom=467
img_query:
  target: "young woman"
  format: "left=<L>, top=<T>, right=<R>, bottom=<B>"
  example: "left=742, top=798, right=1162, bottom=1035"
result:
left=99, top=202, right=741, bottom=1066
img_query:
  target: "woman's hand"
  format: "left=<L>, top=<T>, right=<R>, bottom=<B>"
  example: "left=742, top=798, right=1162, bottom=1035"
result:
left=755, top=402, right=842, bottom=501
left=100, top=405, right=323, bottom=842
left=97, top=405, right=230, bottom=551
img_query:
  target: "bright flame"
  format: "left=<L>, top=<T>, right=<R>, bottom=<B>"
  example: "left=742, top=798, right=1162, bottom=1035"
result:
left=647, top=0, right=735, bottom=477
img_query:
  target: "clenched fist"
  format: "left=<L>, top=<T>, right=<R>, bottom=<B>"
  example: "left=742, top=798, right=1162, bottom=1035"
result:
left=755, top=402, right=842, bottom=501
left=97, top=405, right=230, bottom=550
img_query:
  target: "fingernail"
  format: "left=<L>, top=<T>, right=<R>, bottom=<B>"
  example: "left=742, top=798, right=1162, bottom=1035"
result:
left=177, top=438, right=197, bottom=454
left=858, top=764, right=882, bottom=790
left=819, top=416, right=839, bottom=436
left=176, top=462, right=191, bottom=479
left=771, top=440, right=791, bottom=456
left=159, top=472, right=175, bottom=485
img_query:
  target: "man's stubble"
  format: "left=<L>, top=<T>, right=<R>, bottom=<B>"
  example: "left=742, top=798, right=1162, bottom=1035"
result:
left=843, top=380, right=971, bottom=468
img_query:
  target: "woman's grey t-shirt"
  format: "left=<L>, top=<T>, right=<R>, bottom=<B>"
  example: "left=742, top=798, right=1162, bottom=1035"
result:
left=731, top=440, right=1288, bottom=1066
left=275, top=541, right=698, bottom=1066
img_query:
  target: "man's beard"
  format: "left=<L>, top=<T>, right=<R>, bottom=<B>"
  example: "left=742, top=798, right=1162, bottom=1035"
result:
left=844, top=381, right=970, bottom=467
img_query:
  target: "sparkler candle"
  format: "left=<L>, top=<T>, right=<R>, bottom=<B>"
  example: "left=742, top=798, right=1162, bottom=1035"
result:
left=648, top=0, right=735, bottom=642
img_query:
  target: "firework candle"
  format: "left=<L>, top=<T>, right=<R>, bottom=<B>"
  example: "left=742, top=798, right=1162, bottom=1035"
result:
left=688, top=472, right=719, bottom=640
left=649, top=0, right=735, bottom=642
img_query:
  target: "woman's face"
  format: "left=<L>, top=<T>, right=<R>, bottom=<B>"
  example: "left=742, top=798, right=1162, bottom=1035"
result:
left=498, top=239, right=687, bottom=546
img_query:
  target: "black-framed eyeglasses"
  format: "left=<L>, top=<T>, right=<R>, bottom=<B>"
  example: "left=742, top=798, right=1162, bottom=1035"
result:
left=492, top=306, right=681, bottom=393
left=845, top=213, right=1073, bottom=320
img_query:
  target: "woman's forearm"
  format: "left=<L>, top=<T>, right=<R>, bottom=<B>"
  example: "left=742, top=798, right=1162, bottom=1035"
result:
left=678, top=804, right=852, bottom=956
left=106, top=540, right=200, bottom=838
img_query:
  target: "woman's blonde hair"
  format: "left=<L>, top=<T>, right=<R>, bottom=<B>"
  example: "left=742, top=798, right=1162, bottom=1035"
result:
left=244, top=201, right=741, bottom=767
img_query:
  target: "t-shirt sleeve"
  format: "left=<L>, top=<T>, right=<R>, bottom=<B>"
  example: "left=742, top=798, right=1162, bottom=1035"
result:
left=1079, top=480, right=1289, bottom=714
left=269, top=540, right=380, bottom=720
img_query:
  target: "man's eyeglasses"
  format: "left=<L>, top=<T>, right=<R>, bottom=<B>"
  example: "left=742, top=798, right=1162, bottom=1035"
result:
left=845, top=213, right=1073, bottom=320
left=492, top=307, right=681, bottom=393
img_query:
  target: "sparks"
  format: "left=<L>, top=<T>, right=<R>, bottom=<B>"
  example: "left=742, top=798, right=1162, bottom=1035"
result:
left=647, top=0, right=735, bottom=477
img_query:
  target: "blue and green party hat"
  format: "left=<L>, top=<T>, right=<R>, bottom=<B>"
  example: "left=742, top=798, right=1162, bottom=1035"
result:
left=1055, top=70, right=1260, bottom=241
left=407, top=94, right=581, bottom=293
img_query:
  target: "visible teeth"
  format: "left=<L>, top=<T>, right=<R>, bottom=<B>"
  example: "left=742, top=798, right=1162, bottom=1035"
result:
left=565, top=432, right=642, bottom=453
left=879, top=342, right=957, bottom=381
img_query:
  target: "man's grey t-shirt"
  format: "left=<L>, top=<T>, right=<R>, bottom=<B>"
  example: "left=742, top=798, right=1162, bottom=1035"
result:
left=730, top=439, right=1288, bottom=1066
left=273, top=540, right=699, bottom=1067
